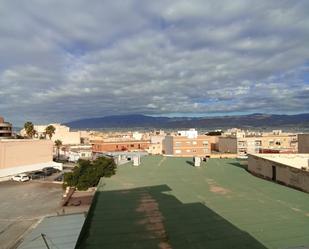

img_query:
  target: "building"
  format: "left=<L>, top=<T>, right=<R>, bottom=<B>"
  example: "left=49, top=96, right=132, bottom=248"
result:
left=68, top=148, right=93, bottom=162
left=17, top=213, right=85, bottom=249
left=0, top=116, right=12, bottom=138
left=146, top=134, right=165, bottom=155
left=298, top=134, right=309, bottom=153
left=91, top=139, right=150, bottom=154
left=218, top=129, right=298, bottom=156
left=75, top=156, right=309, bottom=249
left=20, top=123, right=82, bottom=145
left=248, top=153, right=309, bottom=192
left=0, top=139, right=61, bottom=178
left=163, top=129, right=211, bottom=157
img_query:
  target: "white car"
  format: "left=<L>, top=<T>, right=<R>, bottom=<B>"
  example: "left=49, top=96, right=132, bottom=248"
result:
left=11, top=174, right=30, bottom=182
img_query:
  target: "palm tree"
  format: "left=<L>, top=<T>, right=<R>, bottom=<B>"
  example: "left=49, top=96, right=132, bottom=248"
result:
left=54, top=139, right=62, bottom=161
left=24, top=122, right=36, bottom=138
left=45, top=125, right=56, bottom=139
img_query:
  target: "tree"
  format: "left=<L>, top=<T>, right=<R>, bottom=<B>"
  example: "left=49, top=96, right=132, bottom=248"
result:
left=54, top=139, right=62, bottom=161
left=24, top=122, right=36, bottom=138
left=63, top=157, right=117, bottom=190
left=45, top=125, right=56, bottom=139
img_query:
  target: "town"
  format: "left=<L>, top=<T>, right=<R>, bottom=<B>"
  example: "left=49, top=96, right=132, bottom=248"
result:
left=1, top=115, right=309, bottom=248
left=1, top=1, right=309, bottom=248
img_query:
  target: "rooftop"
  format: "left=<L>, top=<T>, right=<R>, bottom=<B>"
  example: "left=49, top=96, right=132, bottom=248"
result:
left=251, top=153, right=309, bottom=170
left=76, top=156, right=309, bottom=249
left=18, top=213, right=85, bottom=249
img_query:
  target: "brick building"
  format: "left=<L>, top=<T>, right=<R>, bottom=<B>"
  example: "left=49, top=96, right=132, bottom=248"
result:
left=91, top=140, right=150, bottom=153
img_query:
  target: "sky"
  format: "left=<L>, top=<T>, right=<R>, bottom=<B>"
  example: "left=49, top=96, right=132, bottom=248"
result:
left=0, top=0, right=309, bottom=126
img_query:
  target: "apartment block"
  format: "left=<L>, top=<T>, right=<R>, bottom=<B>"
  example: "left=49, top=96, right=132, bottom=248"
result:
left=20, top=123, right=82, bottom=145
left=0, top=116, right=12, bottom=138
left=163, top=129, right=211, bottom=157
left=219, top=130, right=298, bottom=156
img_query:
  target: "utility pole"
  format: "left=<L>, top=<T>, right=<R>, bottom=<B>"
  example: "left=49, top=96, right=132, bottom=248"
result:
left=41, top=233, right=51, bottom=249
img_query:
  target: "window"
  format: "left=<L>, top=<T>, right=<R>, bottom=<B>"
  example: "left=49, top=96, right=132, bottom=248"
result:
left=175, top=150, right=182, bottom=154
left=203, top=141, right=208, bottom=145
left=186, top=149, right=191, bottom=152
left=192, top=141, right=197, bottom=145
left=175, top=141, right=181, bottom=146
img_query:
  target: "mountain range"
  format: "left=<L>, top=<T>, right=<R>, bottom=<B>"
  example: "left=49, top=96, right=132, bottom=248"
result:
left=64, top=113, right=309, bottom=129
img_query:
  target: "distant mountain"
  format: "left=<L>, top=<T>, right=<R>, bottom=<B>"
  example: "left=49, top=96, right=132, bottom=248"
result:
left=64, top=113, right=309, bottom=129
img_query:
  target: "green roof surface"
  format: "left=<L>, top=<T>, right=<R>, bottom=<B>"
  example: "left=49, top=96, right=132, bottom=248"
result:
left=76, top=156, right=309, bottom=249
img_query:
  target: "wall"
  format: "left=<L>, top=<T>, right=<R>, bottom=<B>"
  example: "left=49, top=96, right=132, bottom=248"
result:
left=92, top=140, right=150, bottom=152
left=218, top=137, right=237, bottom=153
left=163, top=135, right=211, bottom=157
left=0, top=139, right=54, bottom=177
left=147, top=143, right=162, bottom=155
left=248, top=154, right=309, bottom=193
left=163, top=136, right=173, bottom=155
left=298, top=134, right=309, bottom=153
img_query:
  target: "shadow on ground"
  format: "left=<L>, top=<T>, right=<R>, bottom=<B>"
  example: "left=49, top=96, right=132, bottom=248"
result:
left=185, top=160, right=194, bottom=167
left=76, top=185, right=267, bottom=249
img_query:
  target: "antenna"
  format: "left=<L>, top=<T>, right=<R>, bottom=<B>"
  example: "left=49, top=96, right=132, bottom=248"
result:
left=41, top=233, right=51, bottom=249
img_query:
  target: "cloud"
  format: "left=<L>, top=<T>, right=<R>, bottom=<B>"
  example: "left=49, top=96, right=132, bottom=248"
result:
left=0, top=0, right=308, bottom=125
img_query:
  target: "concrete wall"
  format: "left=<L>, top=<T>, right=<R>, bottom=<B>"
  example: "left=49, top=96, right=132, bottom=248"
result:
left=163, top=136, right=173, bottom=155
left=298, top=134, right=309, bottom=153
left=0, top=139, right=55, bottom=177
left=218, top=137, right=237, bottom=153
left=248, top=154, right=309, bottom=193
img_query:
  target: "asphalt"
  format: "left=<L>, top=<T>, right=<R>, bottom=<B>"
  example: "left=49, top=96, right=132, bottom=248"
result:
left=0, top=181, right=62, bottom=249
left=76, top=156, right=309, bottom=249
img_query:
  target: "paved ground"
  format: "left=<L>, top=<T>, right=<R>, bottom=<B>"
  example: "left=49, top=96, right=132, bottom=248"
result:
left=76, top=156, right=309, bottom=249
left=0, top=181, right=62, bottom=249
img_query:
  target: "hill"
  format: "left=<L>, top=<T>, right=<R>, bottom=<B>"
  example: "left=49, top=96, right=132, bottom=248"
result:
left=64, top=113, right=309, bottom=129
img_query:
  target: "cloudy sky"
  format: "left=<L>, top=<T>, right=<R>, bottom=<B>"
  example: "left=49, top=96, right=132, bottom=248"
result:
left=0, top=0, right=309, bottom=125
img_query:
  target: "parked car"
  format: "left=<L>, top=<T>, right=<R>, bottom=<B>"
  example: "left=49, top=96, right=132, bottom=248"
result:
left=42, top=167, right=58, bottom=176
left=11, top=174, right=30, bottom=182
left=55, top=174, right=64, bottom=182
left=29, top=171, right=45, bottom=180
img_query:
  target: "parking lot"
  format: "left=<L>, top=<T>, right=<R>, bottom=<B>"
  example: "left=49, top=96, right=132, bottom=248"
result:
left=0, top=181, right=62, bottom=249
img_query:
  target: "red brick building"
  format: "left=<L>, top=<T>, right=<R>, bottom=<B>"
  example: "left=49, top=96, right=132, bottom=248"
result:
left=91, top=140, right=150, bottom=153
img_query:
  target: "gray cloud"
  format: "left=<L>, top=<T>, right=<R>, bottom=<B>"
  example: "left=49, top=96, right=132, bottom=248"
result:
left=0, top=0, right=308, bottom=125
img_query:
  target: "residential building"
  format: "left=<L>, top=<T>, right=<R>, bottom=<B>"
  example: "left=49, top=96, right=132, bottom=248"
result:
left=20, top=123, right=82, bottom=145
left=248, top=153, right=309, bottom=192
left=0, top=139, right=61, bottom=178
left=146, top=135, right=165, bottom=155
left=0, top=116, right=12, bottom=138
left=163, top=129, right=211, bottom=157
left=91, top=139, right=150, bottom=153
left=298, top=134, right=309, bottom=153
left=218, top=129, right=298, bottom=156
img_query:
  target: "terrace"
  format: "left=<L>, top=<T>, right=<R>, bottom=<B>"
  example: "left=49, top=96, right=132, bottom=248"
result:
left=76, top=156, right=309, bottom=249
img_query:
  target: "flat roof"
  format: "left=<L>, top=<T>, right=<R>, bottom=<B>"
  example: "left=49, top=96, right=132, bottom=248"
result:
left=76, top=156, right=309, bottom=249
left=251, top=153, right=309, bottom=169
